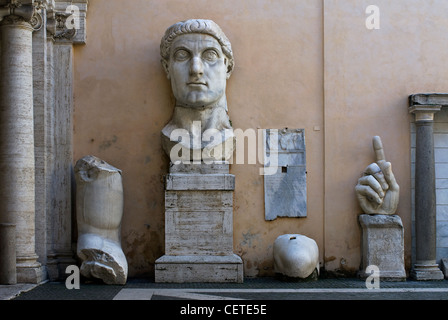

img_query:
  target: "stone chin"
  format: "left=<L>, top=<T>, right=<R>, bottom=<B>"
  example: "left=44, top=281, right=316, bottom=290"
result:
left=176, top=87, right=227, bottom=109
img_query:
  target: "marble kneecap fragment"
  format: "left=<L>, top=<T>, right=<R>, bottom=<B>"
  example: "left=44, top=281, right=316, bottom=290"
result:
left=75, top=155, right=128, bottom=285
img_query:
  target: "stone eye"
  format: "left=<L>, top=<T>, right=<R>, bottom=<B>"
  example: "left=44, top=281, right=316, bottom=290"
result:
left=202, top=49, right=219, bottom=61
left=173, top=49, right=190, bottom=61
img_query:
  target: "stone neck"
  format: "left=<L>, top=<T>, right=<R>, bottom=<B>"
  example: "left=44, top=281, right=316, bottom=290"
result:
left=171, top=95, right=231, bottom=133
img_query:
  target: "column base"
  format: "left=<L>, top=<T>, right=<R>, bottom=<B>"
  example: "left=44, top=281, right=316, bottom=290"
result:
left=411, top=263, right=444, bottom=281
left=155, top=254, right=243, bottom=283
left=47, top=251, right=76, bottom=281
left=16, top=260, right=46, bottom=284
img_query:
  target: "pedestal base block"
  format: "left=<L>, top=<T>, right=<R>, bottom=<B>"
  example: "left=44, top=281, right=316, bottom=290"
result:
left=411, top=263, right=444, bottom=281
left=16, top=261, right=45, bottom=284
left=156, top=163, right=243, bottom=283
left=155, top=254, right=243, bottom=283
left=358, top=214, right=406, bottom=281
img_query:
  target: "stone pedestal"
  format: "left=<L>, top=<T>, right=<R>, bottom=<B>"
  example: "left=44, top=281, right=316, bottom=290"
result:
left=155, top=162, right=243, bottom=283
left=358, top=214, right=406, bottom=281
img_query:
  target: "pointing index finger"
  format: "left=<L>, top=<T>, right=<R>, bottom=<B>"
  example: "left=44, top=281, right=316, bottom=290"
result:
left=373, top=136, right=386, bottom=161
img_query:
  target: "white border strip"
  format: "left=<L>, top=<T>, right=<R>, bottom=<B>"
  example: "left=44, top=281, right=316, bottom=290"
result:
left=189, top=288, right=448, bottom=293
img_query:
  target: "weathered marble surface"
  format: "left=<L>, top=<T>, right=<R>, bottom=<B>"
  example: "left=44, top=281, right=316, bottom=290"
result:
left=155, top=254, right=243, bottom=283
left=273, top=234, right=319, bottom=279
left=75, top=156, right=128, bottom=285
left=0, top=8, right=44, bottom=284
left=355, top=136, right=399, bottom=215
left=155, top=162, right=243, bottom=283
left=160, top=19, right=235, bottom=162
left=156, top=20, right=242, bottom=283
left=264, top=129, right=307, bottom=220
left=358, top=214, right=406, bottom=281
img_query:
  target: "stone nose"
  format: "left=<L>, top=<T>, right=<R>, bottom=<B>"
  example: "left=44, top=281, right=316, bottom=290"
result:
left=189, top=56, right=204, bottom=77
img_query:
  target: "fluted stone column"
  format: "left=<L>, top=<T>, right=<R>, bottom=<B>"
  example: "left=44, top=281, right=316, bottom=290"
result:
left=409, top=104, right=444, bottom=280
left=0, top=2, right=44, bottom=283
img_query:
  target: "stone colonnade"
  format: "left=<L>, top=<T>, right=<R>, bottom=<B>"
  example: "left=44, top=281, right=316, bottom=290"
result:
left=0, top=0, right=87, bottom=283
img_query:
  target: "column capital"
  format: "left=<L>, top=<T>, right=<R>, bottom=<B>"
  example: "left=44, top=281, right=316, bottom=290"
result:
left=0, top=1, right=49, bottom=31
left=409, top=105, right=442, bottom=122
left=0, top=1, right=35, bottom=26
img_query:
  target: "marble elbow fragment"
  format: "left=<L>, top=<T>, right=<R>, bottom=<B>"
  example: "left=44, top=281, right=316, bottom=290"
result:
left=75, top=155, right=128, bottom=285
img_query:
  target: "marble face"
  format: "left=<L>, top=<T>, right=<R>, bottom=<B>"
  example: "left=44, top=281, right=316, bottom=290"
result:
left=160, top=20, right=235, bottom=162
left=164, top=33, right=230, bottom=108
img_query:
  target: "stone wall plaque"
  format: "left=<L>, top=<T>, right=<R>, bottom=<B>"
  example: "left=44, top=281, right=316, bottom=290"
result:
left=264, top=129, right=307, bottom=220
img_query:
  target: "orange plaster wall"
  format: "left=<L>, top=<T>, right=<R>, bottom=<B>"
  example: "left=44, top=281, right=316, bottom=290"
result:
left=73, top=0, right=448, bottom=277
left=323, top=0, right=448, bottom=274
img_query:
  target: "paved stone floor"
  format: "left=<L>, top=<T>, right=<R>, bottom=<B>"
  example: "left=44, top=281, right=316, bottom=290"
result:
left=3, top=277, right=447, bottom=318
left=4, top=277, right=448, bottom=300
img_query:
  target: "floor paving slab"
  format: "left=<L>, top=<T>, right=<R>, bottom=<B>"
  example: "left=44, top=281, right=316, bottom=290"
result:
left=5, top=277, right=448, bottom=301
left=3, top=278, right=447, bottom=320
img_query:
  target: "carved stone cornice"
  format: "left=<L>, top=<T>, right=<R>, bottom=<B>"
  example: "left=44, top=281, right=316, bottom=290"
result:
left=409, top=93, right=448, bottom=107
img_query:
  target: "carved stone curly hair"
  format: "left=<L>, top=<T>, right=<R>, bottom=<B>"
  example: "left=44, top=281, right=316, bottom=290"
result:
left=160, top=19, right=234, bottom=76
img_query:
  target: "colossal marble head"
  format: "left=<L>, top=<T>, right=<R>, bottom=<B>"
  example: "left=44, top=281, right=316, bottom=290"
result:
left=160, top=19, right=235, bottom=162
left=160, top=19, right=234, bottom=104
left=160, top=19, right=235, bottom=73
